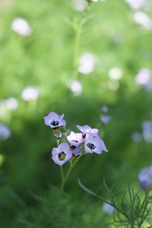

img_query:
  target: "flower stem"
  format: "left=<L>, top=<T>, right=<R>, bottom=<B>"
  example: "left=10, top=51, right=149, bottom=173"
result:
left=72, top=20, right=82, bottom=79
left=60, top=156, right=81, bottom=192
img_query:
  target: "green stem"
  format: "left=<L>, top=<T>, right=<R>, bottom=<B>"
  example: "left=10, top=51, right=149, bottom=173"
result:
left=60, top=156, right=81, bottom=192
left=72, top=20, right=82, bottom=79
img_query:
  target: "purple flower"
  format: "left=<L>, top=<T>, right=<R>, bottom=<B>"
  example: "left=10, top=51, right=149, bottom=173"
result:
left=138, top=165, right=152, bottom=189
left=101, top=105, right=108, bottom=114
left=52, top=143, right=72, bottom=166
left=76, top=125, right=99, bottom=139
left=67, top=131, right=84, bottom=148
left=44, top=112, right=66, bottom=129
left=72, top=147, right=82, bottom=157
left=84, top=134, right=108, bottom=154
left=0, top=124, right=11, bottom=140
left=100, top=116, right=111, bottom=125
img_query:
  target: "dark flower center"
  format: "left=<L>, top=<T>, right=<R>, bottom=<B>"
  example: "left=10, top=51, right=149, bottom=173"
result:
left=58, top=151, right=66, bottom=161
left=72, top=140, right=78, bottom=143
left=51, top=120, right=59, bottom=127
left=82, top=134, right=86, bottom=139
left=70, top=145, right=76, bottom=151
left=87, top=143, right=96, bottom=150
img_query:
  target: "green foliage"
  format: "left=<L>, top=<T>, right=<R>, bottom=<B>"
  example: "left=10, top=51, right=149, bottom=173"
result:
left=16, top=185, right=106, bottom=228
left=78, top=179, right=152, bottom=227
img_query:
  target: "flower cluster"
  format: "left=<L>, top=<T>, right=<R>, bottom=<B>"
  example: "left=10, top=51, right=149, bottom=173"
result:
left=44, top=112, right=108, bottom=166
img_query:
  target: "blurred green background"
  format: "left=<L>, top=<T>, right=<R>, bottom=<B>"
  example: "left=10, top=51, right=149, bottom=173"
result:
left=0, top=0, right=152, bottom=227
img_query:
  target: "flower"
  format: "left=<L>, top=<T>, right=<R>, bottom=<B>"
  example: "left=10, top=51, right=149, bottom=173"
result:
left=84, top=134, right=108, bottom=154
left=67, top=131, right=84, bottom=148
left=102, top=202, right=114, bottom=215
left=135, top=68, right=152, bottom=92
left=0, top=124, right=11, bottom=140
left=101, top=105, right=108, bottom=114
left=76, top=125, right=99, bottom=138
left=125, top=0, right=146, bottom=10
left=78, top=53, right=95, bottom=74
left=135, top=68, right=151, bottom=85
left=11, top=18, right=32, bottom=36
left=108, top=67, right=123, bottom=80
left=133, top=11, right=152, bottom=30
left=100, top=116, right=111, bottom=125
left=4, top=97, right=18, bottom=111
left=68, top=80, right=83, bottom=96
left=44, top=112, right=66, bottom=129
left=142, top=121, right=152, bottom=143
left=52, top=143, right=72, bottom=166
left=138, top=165, right=152, bottom=189
left=72, top=0, right=88, bottom=12
left=72, top=147, right=82, bottom=157
left=131, top=132, right=142, bottom=142
left=21, top=86, right=39, bottom=101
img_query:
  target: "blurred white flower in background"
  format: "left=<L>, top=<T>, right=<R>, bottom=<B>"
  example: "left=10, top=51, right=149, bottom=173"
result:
left=0, top=98, right=18, bottom=117
left=125, top=0, right=147, bottom=10
left=142, top=121, right=152, bottom=143
left=21, top=86, right=40, bottom=101
left=133, top=11, right=152, bottom=30
left=68, top=80, right=83, bottom=96
left=0, top=124, right=11, bottom=140
left=72, top=0, right=88, bottom=11
left=135, top=68, right=152, bottom=92
left=131, top=132, right=142, bottom=142
left=4, top=97, right=18, bottom=111
left=11, top=18, right=32, bottom=36
left=108, top=67, right=123, bottom=80
left=102, top=202, right=114, bottom=215
left=78, top=53, right=95, bottom=74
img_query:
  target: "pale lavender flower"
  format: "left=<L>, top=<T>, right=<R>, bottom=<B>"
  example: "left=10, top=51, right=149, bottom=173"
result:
left=54, top=131, right=62, bottom=139
left=102, top=202, right=114, bottom=215
left=138, top=165, right=152, bottom=189
left=11, top=18, right=32, bottom=36
left=125, top=0, right=146, bottom=10
left=142, top=121, right=152, bottom=143
left=72, top=147, right=82, bottom=157
left=44, top=112, right=66, bottom=129
left=21, top=86, right=39, bottom=101
left=101, top=105, right=108, bottom=114
left=133, top=11, right=152, bottom=30
left=135, top=68, right=152, bottom=92
left=0, top=124, right=11, bottom=140
left=131, top=132, right=142, bottom=142
left=84, top=134, right=108, bottom=154
left=67, top=131, right=84, bottom=147
left=52, top=143, right=72, bottom=166
left=135, top=68, right=151, bottom=85
left=100, top=116, right=111, bottom=125
left=76, top=125, right=99, bottom=138
left=78, top=53, right=95, bottom=75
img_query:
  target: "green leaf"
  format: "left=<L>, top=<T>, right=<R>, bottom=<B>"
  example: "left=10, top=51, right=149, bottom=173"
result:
left=78, top=178, right=96, bottom=196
